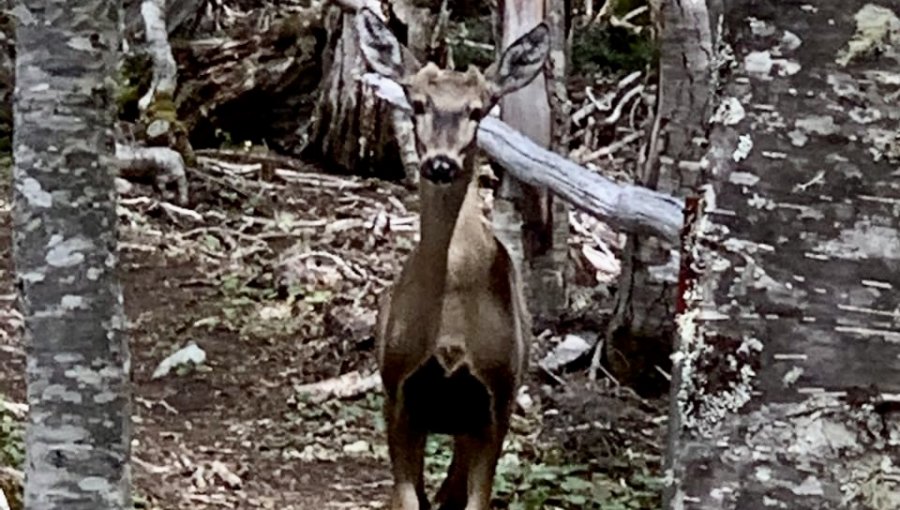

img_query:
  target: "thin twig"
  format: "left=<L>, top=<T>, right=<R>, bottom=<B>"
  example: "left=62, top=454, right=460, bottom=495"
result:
left=581, top=130, right=645, bottom=163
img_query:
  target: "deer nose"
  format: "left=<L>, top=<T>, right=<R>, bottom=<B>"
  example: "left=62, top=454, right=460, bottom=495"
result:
left=420, top=155, right=460, bottom=184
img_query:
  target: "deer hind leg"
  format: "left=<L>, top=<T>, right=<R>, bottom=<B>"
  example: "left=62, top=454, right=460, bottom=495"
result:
left=386, top=396, right=431, bottom=510
left=434, top=436, right=471, bottom=510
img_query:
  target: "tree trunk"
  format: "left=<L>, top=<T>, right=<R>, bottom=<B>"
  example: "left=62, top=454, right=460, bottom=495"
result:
left=388, top=0, right=450, bottom=66
left=137, top=0, right=193, bottom=166
left=12, top=1, right=131, bottom=508
left=667, top=1, right=900, bottom=508
left=138, top=0, right=177, bottom=111
left=0, top=10, right=13, bottom=157
left=305, top=1, right=450, bottom=182
left=492, top=0, right=567, bottom=325
left=603, top=0, right=714, bottom=395
left=543, top=0, right=571, bottom=321
left=123, top=0, right=206, bottom=37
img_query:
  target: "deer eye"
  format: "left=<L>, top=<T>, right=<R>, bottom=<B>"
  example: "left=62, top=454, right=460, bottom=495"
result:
left=411, top=100, right=425, bottom=115
left=469, top=107, right=483, bottom=121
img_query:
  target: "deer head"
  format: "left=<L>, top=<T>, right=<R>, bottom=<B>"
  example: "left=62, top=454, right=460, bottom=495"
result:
left=357, top=8, right=550, bottom=184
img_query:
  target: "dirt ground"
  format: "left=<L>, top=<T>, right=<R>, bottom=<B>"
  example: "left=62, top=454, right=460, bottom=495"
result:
left=0, top=154, right=667, bottom=509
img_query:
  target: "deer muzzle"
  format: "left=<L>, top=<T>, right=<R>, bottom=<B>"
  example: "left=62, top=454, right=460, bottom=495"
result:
left=420, top=155, right=461, bottom=184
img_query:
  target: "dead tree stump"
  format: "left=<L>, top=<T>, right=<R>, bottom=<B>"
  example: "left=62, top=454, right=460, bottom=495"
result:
left=304, top=5, right=404, bottom=179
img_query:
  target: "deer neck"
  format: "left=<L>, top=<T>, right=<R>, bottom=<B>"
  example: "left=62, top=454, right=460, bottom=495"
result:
left=414, top=172, right=473, bottom=291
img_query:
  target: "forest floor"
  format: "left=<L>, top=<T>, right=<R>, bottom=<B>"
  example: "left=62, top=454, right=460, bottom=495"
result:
left=0, top=153, right=667, bottom=509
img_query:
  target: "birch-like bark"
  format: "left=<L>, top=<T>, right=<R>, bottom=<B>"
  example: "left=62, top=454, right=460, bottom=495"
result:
left=12, top=1, right=131, bottom=508
left=668, top=1, right=900, bottom=508
left=137, top=0, right=177, bottom=111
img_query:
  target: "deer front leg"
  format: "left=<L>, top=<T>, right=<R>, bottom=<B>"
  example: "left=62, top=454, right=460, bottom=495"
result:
left=386, top=396, right=430, bottom=510
left=434, top=436, right=470, bottom=510
left=459, top=420, right=508, bottom=510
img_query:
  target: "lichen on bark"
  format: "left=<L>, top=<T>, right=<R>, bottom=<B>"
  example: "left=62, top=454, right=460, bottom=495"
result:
left=667, top=2, right=900, bottom=509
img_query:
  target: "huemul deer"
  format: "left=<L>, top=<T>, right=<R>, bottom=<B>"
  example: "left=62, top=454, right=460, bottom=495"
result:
left=357, top=8, right=549, bottom=510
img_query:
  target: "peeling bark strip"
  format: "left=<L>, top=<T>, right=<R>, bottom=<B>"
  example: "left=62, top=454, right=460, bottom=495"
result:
left=667, top=1, right=900, bottom=509
left=12, top=1, right=131, bottom=508
left=360, top=73, right=686, bottom=242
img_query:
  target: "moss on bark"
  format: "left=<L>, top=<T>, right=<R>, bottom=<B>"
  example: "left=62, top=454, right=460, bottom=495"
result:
left=141, top=91, right=196, bottom=166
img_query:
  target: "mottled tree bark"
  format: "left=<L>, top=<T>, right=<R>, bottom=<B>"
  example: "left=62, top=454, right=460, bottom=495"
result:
left=12, top=1, right=131, bottom=508
left=667, top=1, right=900, bottom=508
left=604, top=0, right=714, bottom=394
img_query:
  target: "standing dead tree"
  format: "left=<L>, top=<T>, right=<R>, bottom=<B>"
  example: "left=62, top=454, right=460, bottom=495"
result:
left=543, top=0, right=571, bottom=321
left=306, top=0, right=449, bottom=183
left=602, top=0, right=715, bottom=393
left=491, top=0, right=569, bottom=324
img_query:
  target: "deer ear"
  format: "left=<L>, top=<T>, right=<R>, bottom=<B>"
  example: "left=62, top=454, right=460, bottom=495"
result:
left=356, top=8, right=405, bottom=80
left=485, top=22, right=550, bottom=98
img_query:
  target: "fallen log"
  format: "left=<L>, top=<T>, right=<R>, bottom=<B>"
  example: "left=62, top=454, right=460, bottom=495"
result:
left=359, top=73, right=686, bottom=242
left=169, top=8, right=324, bottom=154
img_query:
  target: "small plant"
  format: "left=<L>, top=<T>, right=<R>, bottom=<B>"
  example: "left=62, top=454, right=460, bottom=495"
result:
left=115, top=53, right=153, bottom=122
left=132, top=490, right=151, bottom=509
left=424, top=435, right=454, bottom=486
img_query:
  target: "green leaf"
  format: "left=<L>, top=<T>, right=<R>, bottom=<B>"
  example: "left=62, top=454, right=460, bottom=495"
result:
left=304, top=289, right=332, bottom=304
left=203, top=234, right=221, bottom=250
left=560, top=476, right=595, bottom=492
